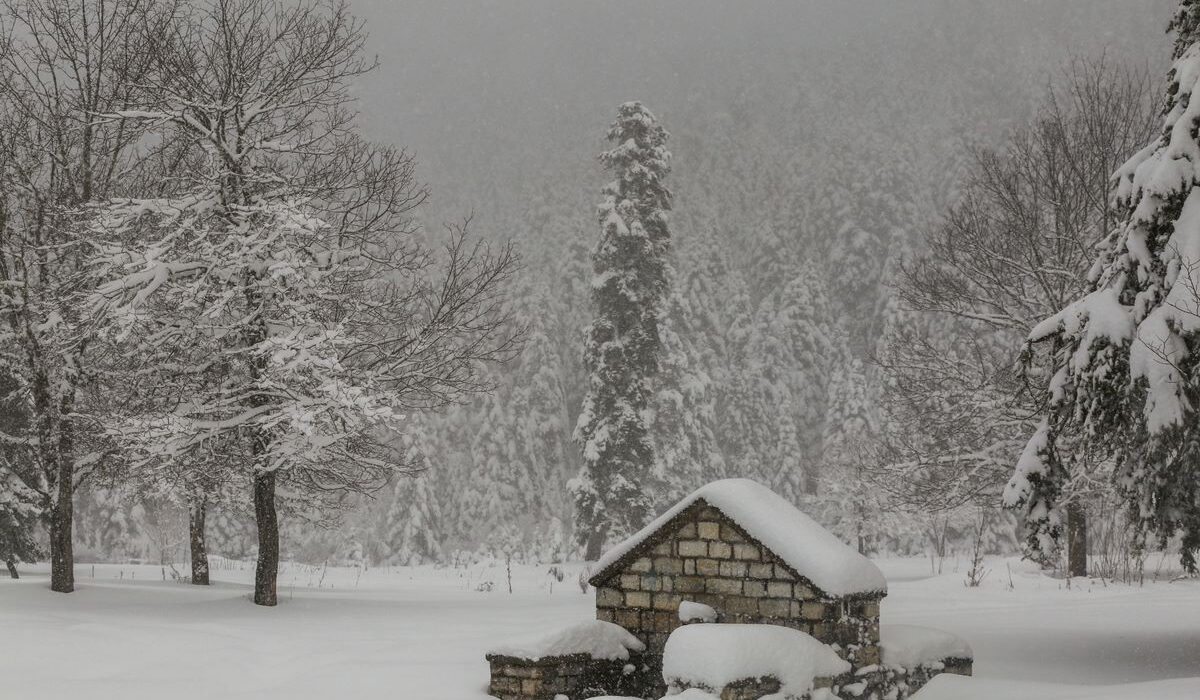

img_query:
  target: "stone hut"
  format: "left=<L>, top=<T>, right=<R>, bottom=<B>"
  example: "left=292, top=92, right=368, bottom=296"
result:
left=486, top=478, right=971, bottom=700
left=588, top=479, right=887, bottom=671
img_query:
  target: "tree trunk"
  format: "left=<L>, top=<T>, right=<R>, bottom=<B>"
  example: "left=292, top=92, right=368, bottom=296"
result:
left=5, top=558, right=18, bottom=579
left=253, top=471, right=279, bottom=606
left=1067, top=502, right=1087, bottom=578
left=583, top=524, right=607, bottom=562
left=49, top=458, right=75, bottom=593
left=189, top=500, right=210, bottom=586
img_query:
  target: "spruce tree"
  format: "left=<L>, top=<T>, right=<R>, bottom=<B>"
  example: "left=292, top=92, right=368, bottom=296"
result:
left=381, top=435, right=445, bottom=566
left=572, top=102, right=672, bottom=560
left=652, top=287, right=724, bottom=503
left=1009, top=4, right=1200, bottom=570
left=0, top=370, right=39, bottom=578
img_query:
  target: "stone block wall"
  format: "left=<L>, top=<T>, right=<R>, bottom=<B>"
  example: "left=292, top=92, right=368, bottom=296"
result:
left=666, top=660, right=971, bottom=700
left=593, top=501, right=883, bottom=668
left=853, top=657, right=973, bottom=699
left=672, top=674, right=842, bottom=700
left=487, top=653, right=589, bottom=700
left=486, top=652, right=653, bottom=700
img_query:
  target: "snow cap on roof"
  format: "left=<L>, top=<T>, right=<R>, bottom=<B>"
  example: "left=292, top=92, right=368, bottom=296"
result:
left=591, top=478, right=887, bottom=597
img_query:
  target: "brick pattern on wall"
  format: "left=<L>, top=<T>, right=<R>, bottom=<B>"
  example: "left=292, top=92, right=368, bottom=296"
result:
left=592, top=501, right=883, bottom=668
left=485, top=652, right=654, bottom=700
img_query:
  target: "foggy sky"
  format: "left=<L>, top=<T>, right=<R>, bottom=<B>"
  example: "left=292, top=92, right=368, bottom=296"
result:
left=347, top=0, right=1173, bottom=230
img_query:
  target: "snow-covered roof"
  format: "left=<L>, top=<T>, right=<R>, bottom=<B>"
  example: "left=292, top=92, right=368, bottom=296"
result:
left=879, top=625, right=973, bottom=668
left=486, top=619, right=645, bottom=661
left=590, top=478, right=887, bottom=597
left=663, top=623, right=850, bottom=696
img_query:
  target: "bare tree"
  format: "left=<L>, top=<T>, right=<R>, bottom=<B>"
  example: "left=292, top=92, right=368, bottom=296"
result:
left=877, top=56, right=1157, bottom=576
left=87, top=0, right=519, bottom=606
left=0, top=0, right=176, bottom=593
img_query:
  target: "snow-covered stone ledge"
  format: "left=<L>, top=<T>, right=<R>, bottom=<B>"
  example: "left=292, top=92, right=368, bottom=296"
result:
left=847, top=625, right=974, bottom=700
left=662, top=623, right=850, bottom=700
left=485, top=620, right=651, bottom=700
left=658, top=623, right=972, bottom=700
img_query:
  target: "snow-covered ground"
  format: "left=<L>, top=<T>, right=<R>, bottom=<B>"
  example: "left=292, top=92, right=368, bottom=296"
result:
left=1, top=555, right=1198, bottom=699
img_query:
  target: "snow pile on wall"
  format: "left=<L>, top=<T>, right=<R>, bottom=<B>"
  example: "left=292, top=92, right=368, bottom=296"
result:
left=488, top=619, right=646, bottom=661
left=880, top=624, right=973, bottom=667
left=678, top=600, right=717, bottom=623
left=594, top=478, right=887, bottom=596
left=662, top=623, right=850, bottom=696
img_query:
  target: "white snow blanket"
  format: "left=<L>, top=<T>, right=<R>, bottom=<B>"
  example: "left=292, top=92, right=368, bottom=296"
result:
left=912, top=674, right=1200, bottom=700
left=879, top=624, right=973, bottom=667
left=488, top=619, right=645, bottom=661
left=662, top=623, right=850, bottom=696
left=594, top=478, right=887, bottom=596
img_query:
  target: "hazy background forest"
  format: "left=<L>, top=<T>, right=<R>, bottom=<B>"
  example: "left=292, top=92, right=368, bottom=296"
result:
left=71, top=0, right=1178, bottom=569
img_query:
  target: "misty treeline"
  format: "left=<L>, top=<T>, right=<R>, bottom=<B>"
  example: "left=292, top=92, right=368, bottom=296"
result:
left=0, top=0, right=518, bottom=603
left=359, top=2, right=1174, bottom=576
left=3, top=0, right=1191, bottom=585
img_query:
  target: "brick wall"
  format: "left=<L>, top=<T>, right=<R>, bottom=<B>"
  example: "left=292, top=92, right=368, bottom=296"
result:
left=592, top=501, right=883, bottom=668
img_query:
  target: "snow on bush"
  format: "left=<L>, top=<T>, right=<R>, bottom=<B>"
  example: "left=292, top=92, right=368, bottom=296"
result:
left=662, top=623, right=850, bottom=697
left=488, top=619, right=646, bottom=661
left=879, top=625, right=973, bottom=668
left=595, top=478, right=887, bottom=596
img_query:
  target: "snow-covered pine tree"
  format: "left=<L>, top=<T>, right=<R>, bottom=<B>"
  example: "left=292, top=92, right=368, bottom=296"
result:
left=573, top=102, right=673, bottom=560
left=765, top=272, right=838, bottom=498
left=821, top=358, right=886, bottom=554
left=0, top=473, right=40, bottom=579
left=651, top=287, right=723, bottom=503
left=1009, top=5, right=1200, bottom=571
left=383, top=476, right=444, bottom=567
left=509, top=313, right=576, bottom=559
left=0, top=369, right=40, bottom=579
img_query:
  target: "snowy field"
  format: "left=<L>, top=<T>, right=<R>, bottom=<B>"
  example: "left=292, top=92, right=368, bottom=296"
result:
left=2, top=556, right=1198, bottom=699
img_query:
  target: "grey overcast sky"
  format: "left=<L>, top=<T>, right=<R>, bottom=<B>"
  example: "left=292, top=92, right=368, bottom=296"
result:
left=345, top=0, right=1172, bottom=227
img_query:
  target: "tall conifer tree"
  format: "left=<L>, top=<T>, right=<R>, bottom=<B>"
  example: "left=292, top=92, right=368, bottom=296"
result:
left=573, top=102, right=672, bottom=560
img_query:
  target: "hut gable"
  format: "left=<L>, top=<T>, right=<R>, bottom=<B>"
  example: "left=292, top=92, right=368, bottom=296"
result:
left=589, top=479, right=887, bottom=598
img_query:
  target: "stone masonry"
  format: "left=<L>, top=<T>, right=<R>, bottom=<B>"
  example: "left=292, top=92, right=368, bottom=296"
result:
left=485, top=652, right=652, bottom=700
left=589, top=499, right=884, bottom=670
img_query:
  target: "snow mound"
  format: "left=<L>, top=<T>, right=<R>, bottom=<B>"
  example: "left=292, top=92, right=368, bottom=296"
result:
left=911, top=675, right=1200, bottom=700
left=488, top=619, right=646, bottom=661
left=663, top=623, right=850, bottom=696
left=678, top=600, right=717, bottom=623
left=594, top=478, right=887, bottom=597
left=880, top=625, right=973, bottom=667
